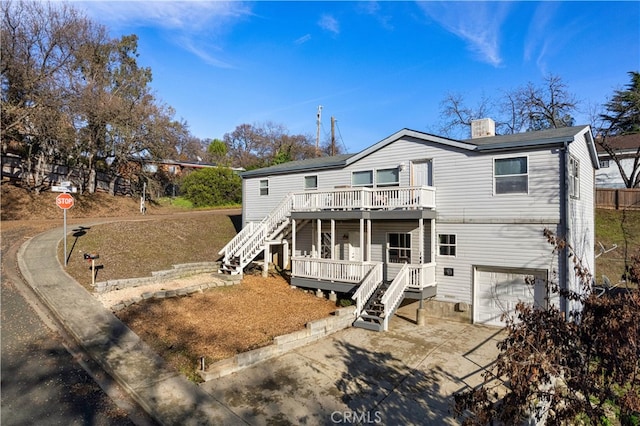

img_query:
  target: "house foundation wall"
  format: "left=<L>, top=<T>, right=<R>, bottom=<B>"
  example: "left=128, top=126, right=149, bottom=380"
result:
left=423, top=299, right=472, bottom=323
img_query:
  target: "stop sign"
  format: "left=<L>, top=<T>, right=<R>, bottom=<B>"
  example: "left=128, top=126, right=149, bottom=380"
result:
left=56, top=193, right=74, bottom=209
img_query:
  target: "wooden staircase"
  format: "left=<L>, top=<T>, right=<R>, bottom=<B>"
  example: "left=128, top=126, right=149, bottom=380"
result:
left=353, top=281, right=390, bottom=331
left=352, top=262, right=411, bottom=332
left=218, top=194, right=293, bottom=275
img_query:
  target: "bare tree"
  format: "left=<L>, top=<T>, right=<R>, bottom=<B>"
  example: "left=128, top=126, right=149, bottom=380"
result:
left=1, top=0, right=94, bottom=192
left=437, top=92, right=492, bottom=138
left=223, top=122, right=316, bottom=169
left=454, top=230, right=640, bottom=425
left=437, top=74, right=578, bottom=139
left=2, top=0, right=189, bottom=194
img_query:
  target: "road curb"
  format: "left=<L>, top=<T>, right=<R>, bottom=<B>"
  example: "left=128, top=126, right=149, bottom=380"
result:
left=17, top=226, right=246, bottom=425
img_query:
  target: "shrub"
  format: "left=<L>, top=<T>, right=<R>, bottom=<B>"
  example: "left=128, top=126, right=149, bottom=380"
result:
left=453, top=229, right=640, bottom=426
left=180, top=167, right=241, bottom=207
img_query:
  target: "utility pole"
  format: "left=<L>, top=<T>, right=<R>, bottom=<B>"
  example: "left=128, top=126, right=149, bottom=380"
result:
left=316, top=105, right=322, bottom=157
left=331, top=116, right=336, bottom=156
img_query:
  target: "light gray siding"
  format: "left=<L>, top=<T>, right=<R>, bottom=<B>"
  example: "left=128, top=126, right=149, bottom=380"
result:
left=243, top=135, right=564, bottom=225
left=568, top=131, right=596, bottom=285
left=434, top=222, right=559, bottom=305
left=238, top=127, right=596, bottom=318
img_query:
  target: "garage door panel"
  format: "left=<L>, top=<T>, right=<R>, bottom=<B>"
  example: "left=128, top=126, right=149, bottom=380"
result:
left=475, top=268, right=546, bottom=327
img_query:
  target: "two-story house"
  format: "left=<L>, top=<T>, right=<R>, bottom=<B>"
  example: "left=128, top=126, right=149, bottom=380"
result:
left=219, top=120, right=599, bottom=330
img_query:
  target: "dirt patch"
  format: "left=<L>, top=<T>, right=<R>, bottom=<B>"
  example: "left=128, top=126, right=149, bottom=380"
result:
left=116, top=274, right=337, bottom=381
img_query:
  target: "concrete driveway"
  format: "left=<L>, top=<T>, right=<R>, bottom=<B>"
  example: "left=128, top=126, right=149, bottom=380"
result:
left=200, top=302, right=505, bottom=426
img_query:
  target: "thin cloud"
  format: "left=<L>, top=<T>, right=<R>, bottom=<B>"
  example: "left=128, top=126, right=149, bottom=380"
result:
left=416, top=2, right=510, bottom=67
left=295, top=34, right=312, bottom=45
left=524, top=3, right=581, bottom=74
left=357, top=1, right=394, bottom=31
left=318, top=14, right=340, bottom=35
left=73, top=1, right=252, bottom=69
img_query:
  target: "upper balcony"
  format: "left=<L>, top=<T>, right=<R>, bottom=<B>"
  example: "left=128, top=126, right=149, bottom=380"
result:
left=291, top=186, right=435, bottom=212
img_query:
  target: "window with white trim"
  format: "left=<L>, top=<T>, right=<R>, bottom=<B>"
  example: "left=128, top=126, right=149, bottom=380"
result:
left=388, top=233, right=411, bottom=263
left=304, top=175, right=318, bottom=190
left=352, top=170, right=373, bottom=187
left=494, top=156, right=528, bottom=194
left=259, top=179, right=269, bottom=196
left=376, top=168, right=399, bottom=187
left=599, top=159, right=610, bottom=168
left=569, top=155, right=580, bottom=199
left=438, top=234, right=456, bottom=256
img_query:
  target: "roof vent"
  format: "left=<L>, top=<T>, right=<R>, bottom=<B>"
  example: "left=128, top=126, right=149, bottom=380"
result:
left=471, top=118, right=495, bottom=139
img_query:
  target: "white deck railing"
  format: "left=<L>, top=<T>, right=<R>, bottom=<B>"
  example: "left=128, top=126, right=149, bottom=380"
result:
left=292, top=186, right=435, bottom=211
left=291, top=257, right=378, bottom=283
left=218, top=193, right=294, bottom=266
left=351, top=263, right=383, bottom=319
left=381, top=263, right=410, bottom=331
left=292, top=258, right=436, bottom=289
left=406, top=263, right=437, bottom=289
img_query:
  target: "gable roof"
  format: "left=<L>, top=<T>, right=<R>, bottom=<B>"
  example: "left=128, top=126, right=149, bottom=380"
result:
left=241, top=154, right=354, bottom=178
left=242, top=125, right=598, bottom=178
left=596, top=133, right=640, bottom=153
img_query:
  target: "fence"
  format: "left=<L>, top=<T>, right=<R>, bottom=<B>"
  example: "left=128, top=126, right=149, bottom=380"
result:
left=2, top=155, right=133, bottom=195
left=596, top=188, right=640, bottom=210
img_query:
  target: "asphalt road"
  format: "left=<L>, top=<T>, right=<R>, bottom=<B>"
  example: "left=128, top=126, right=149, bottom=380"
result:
left=1, top=222, right=155, bottom=425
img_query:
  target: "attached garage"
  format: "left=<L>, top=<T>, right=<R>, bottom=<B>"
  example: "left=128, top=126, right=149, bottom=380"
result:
left=474, top=267, right=548, bottom=326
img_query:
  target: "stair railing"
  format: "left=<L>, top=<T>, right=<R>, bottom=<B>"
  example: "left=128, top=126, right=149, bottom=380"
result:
left=263, top=193, right=294, bottom=238
left=351, top=263, right=383, bottom=319
left=236, top=222, right=268, bottom=269
left=380, top=263, right=410, bottom=331
left=218, top=193, right=294, bottom=266
left=218, top=222, right=257, bottom=262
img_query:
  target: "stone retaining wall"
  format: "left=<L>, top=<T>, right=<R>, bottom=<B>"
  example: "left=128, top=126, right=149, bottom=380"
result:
left=94, top=262, right=225, bottom=293
left=199, top=306, right=357, bottom=381
left=110, top=278, right=238, bottom=312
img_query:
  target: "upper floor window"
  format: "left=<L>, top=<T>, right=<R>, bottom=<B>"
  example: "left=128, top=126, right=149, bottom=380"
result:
left=304, top=175, right=318, bottom=190
left=388, top=233, right=411, bottom=263
left=494, top=156, right=528, bottom=194
left=569, top=155, right=580, bottom=199
left=376, top=168, right=399, bottom=187
left=599, top=159, right=610, bottom=168
left=352, top=170, right=373, bottom=187
left=259, top=179, right=269, bottom=196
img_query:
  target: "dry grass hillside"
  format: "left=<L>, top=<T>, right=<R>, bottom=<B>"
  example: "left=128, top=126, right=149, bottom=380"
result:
left=1, top=183, right=339, bottom=382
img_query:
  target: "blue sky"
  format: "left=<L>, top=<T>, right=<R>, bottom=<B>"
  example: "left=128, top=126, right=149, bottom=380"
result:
left=75, top=1, right=639, bottom=153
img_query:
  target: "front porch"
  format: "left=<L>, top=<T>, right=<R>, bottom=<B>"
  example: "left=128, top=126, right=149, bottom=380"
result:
left=290, top=257, right=437, bottom=294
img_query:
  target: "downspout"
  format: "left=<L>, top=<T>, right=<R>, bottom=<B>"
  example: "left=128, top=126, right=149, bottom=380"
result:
left=559, top=141, right=570, bottom=318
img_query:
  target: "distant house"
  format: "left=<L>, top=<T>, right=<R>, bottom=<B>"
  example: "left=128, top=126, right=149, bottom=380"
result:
left=143, top=159, right=244, bottom=176
left=595, top=133, right=640, bottom=188
left=219, top=121, right=599, bottom=330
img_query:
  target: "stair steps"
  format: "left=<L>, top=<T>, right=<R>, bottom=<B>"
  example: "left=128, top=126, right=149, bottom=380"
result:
left=218, top=194, right=295, bottom=275
left=353, top=281, right=392, bottom=332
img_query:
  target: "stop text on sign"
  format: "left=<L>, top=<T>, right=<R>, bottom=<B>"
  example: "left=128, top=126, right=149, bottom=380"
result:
left=56, top=193, right=74, bottom=209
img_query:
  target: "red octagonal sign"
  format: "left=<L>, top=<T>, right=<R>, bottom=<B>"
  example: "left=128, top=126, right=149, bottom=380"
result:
left=56, top=193, right=74, bottom=210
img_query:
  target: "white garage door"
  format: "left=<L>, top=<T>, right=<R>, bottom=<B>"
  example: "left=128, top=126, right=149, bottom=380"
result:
left=474, top=267, right=547, bottom=327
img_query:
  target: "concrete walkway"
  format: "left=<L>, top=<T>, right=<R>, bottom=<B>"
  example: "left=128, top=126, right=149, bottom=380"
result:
left=18, top=224, right=504, bottom=425
left=18, top=226, right=245, bottom=425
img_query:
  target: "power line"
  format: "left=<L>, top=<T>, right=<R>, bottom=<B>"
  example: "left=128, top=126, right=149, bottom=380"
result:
left=334, top=120, right=349, bottom=154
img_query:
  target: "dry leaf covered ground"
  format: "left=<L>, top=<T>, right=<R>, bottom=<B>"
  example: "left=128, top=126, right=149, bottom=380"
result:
left=116, top=274, right=337, bottom=380
left=2, top=184, right=339, bottom=381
